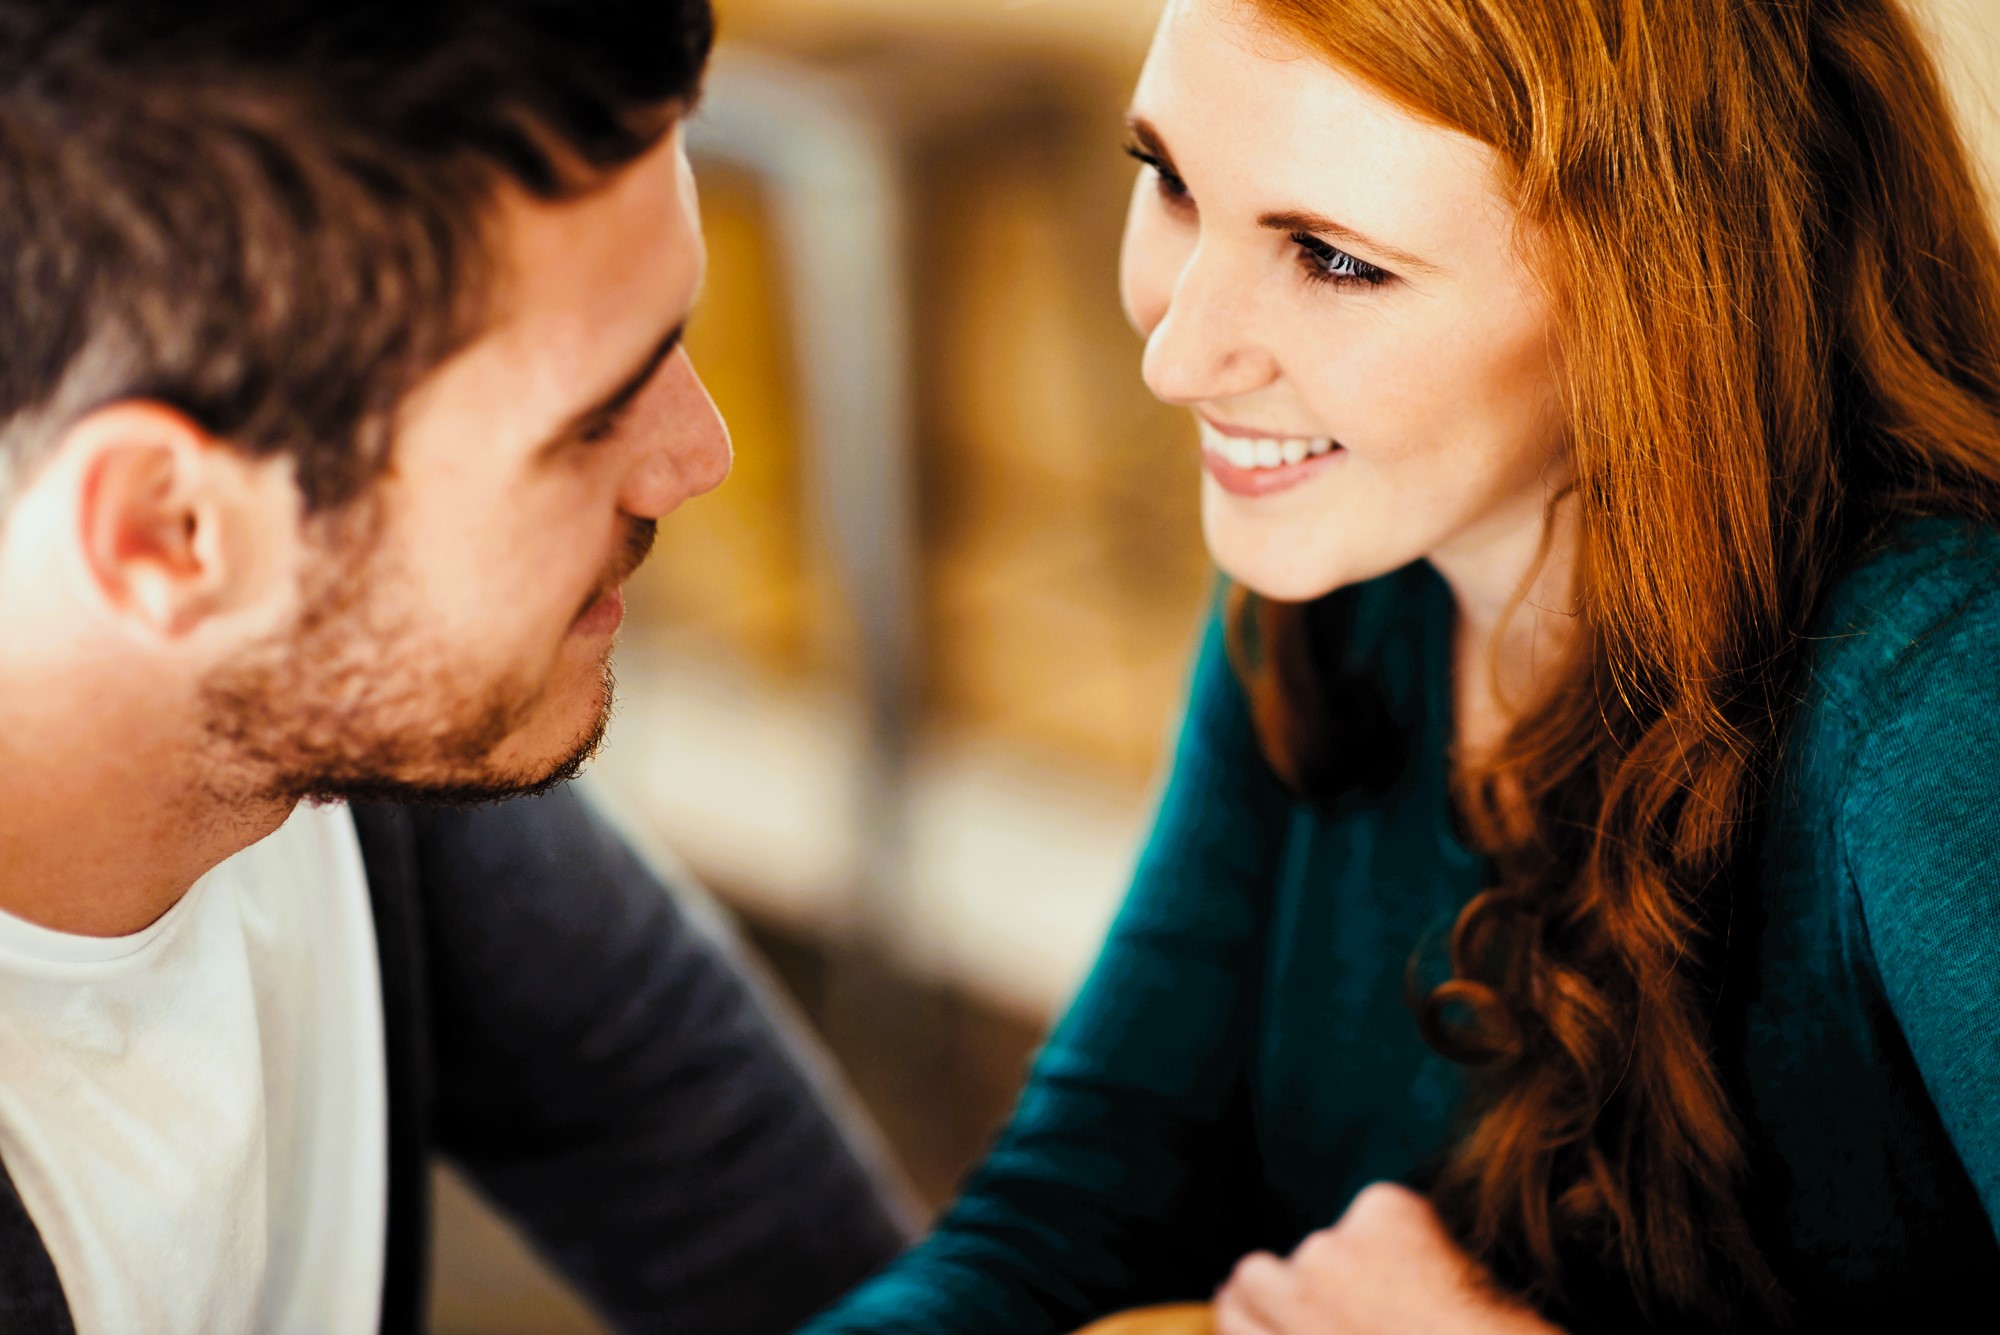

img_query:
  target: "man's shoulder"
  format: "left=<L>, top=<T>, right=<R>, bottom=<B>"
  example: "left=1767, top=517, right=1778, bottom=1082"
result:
left=349, top=784, right=627, bottom=902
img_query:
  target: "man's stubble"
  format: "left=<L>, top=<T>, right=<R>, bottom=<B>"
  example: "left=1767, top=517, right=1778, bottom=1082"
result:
left=200, top=501, right=652, bottom=808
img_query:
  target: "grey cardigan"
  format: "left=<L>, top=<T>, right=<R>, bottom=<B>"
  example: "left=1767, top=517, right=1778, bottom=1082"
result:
left=0, top=785, right=912, bottom=1333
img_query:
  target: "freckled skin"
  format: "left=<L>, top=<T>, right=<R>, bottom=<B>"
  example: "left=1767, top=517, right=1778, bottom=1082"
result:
left=1119, top=0, right=1564, bottom=608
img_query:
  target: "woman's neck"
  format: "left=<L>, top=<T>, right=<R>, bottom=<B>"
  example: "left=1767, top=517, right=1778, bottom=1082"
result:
left=1428, top=493, right=1581, bottom=764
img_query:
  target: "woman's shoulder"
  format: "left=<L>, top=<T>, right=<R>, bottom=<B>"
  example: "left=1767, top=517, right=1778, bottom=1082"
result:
left=1792, top=522, right=2000, bottom=1185
left=1802, top=515, right=2000, bottom=736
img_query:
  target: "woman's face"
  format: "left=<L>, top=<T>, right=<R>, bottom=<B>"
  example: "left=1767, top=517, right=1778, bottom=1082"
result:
left=1120, top=0, right=1564, bottom=603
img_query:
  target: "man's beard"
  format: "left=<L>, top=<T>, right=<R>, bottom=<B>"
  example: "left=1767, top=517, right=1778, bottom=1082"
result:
left=200, top=504, right=654, bottom=807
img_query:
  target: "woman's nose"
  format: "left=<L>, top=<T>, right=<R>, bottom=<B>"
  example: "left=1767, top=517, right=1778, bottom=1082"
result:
left=1140, top=246, right=1279, bottom=407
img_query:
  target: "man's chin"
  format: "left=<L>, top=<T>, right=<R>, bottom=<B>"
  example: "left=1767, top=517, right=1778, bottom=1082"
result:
left=294, top=669, right=615, bottom=808
left=301, top=737, right=599, bottom=808
left=204, top=524, right=632, bottom=810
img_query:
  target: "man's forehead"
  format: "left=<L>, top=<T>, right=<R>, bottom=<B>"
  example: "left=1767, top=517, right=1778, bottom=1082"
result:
left=497, top=128, right=700, bottom=356
left=408, top=129, right=702, bottom=462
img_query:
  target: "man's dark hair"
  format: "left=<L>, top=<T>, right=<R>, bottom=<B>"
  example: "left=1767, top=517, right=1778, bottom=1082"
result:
left=0, top=0, right=714, bottom=511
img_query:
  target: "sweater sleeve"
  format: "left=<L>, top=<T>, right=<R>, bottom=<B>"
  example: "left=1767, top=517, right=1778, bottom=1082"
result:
left=801, top=613, right=1297, bottom=1334
left=1841, top=576, right=2000, bottom=1234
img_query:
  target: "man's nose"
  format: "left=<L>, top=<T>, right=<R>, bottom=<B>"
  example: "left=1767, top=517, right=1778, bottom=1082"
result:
left=621, top=349, right=732, bottom=519
left=1140, top=244, right=1279, bottom=407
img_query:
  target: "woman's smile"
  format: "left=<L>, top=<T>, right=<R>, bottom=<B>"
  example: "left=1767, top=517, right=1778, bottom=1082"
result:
left=1198, top=417, right=1345, bottom=497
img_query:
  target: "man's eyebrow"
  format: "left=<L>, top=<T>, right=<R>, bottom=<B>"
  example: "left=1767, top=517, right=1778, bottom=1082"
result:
left=1259, top=209, right=1444, bottom=277
left=540, top=320, right=686, bottom=453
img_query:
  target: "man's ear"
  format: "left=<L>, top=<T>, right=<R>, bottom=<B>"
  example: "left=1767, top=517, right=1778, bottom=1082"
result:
left=67, top=402, right=297, bottom=640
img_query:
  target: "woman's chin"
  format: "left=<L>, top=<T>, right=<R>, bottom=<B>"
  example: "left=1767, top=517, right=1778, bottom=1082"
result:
left=1202, top=491, right=1426, bottom=605
left=1206, top=536, right=1363, bottom=606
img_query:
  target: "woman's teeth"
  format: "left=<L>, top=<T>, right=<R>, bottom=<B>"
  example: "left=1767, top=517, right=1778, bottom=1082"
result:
left=1200, top=421, right=1338, bottom=470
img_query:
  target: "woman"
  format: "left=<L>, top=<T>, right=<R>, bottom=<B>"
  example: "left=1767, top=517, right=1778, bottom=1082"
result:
left=805, top=0, right=2000, bottom=1330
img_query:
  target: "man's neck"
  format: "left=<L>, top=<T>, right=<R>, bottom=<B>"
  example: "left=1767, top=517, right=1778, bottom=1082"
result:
left=0, top=672, right=293, bottom=938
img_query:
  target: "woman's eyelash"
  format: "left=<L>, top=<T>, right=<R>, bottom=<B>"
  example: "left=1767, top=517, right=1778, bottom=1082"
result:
left=1290, top=232, right=1392, bottom=289
left=1123, top=143, right=1191, bottom=206
left=1121, top=139, right=1389, bottom=291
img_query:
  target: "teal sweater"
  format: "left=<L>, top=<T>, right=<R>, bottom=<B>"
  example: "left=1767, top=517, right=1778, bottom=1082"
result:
left=803, top=519, right=2000, bottom=1333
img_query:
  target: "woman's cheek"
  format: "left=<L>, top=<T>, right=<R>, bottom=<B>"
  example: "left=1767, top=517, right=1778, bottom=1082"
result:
left=1119, top=186, right=1185, bottom=338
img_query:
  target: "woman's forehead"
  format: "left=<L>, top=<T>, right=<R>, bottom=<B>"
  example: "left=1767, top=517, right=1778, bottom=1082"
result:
left=1134, top=0, right=1518, bottom=273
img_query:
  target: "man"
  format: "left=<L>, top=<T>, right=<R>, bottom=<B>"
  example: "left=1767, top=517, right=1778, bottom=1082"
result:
left=0, top=2, right=912, bottom=1331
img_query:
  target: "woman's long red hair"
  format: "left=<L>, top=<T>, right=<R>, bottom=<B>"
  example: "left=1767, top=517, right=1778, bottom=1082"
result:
left=1232, top=0, right=2000, bottom=1321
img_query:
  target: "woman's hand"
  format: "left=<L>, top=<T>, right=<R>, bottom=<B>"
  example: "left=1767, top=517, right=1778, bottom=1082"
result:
left=1212, top=1183, right=1564, bottom=1335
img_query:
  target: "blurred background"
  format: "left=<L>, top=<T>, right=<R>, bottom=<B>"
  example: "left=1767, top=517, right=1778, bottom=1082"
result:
left=430, top=0, right=2000, bottom=1329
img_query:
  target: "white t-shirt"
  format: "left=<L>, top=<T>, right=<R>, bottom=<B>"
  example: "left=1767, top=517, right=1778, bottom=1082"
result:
left=0, top=802, right=388, bottom=1334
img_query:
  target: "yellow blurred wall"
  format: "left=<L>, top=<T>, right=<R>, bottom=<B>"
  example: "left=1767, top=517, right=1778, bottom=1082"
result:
left=1932, top=0, right=2000, bottom=209
left=644, top=0, right=2000, bottom=785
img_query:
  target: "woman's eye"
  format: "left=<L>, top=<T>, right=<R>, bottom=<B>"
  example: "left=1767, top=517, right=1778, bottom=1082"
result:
left=1291, top=232, right=1391, bottom=289
left=1123, top=144, right=1191, bottom=209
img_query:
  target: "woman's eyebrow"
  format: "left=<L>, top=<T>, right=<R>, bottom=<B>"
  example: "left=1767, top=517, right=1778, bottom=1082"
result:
left=1259, top=209, right=1444, bottom=277
left=1127, top=112, right=1441, bottom=278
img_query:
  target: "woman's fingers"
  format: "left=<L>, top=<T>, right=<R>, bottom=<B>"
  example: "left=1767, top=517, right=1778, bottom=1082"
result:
left=1213, top=1251, right=1300, bottom=1335
left=1215, top=1185, right=1563, bottom=1334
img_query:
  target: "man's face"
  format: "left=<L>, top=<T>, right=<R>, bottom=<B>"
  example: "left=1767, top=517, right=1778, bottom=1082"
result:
left=205, top=125, right=729, bottom=803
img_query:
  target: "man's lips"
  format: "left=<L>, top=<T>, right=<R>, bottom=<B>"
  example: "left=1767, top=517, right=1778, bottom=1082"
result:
left=571, top=585, right=625, bottom=637
left=569, top=517, right=656, bottom=635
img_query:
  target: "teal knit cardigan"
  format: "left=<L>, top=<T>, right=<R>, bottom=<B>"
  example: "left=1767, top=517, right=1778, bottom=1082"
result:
left=803, top=518, right=2000, bottom=1333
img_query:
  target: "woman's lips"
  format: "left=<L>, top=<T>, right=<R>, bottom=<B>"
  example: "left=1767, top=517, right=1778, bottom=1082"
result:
left=570, top=586, right=625, bottom=637
left=1199, top=420, right=1345, bottom=498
